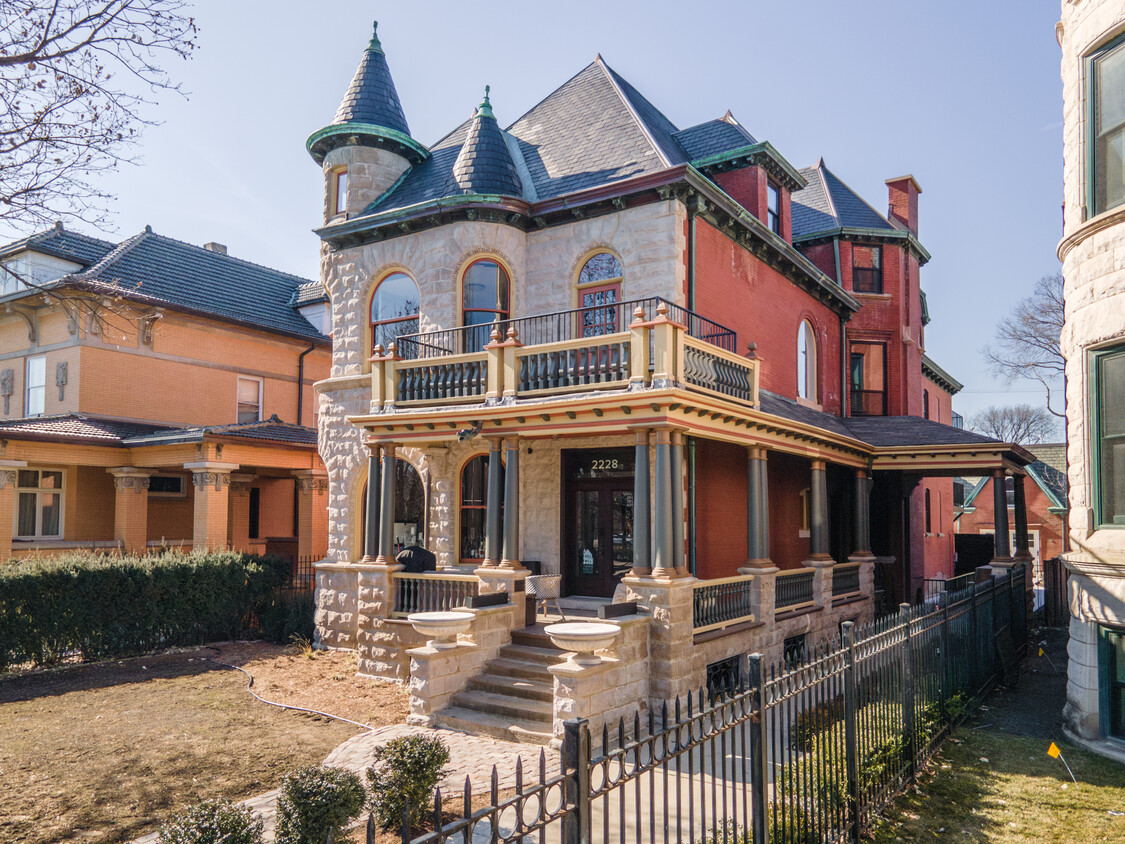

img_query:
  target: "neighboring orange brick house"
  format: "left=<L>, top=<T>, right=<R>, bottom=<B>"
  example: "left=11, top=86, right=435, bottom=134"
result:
left=0, top=224, right=331, bottom=560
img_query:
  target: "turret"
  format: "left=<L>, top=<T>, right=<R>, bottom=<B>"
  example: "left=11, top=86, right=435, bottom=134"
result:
left=307, top=22, right=428, bottom=222
left=449, top=86, right=522, bottom=197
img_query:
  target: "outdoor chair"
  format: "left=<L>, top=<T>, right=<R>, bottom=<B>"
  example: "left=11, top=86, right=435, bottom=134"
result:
left=525, top=574, right=565, bottom=620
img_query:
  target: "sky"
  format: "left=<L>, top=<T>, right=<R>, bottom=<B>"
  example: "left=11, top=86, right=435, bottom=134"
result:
left=4, top=0, right=1066, bottom=427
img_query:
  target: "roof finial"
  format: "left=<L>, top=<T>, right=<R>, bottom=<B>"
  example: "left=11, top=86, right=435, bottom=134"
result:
left=368, top=20, right=383, bottom=53
left=478, top=84, right=494, bottom=119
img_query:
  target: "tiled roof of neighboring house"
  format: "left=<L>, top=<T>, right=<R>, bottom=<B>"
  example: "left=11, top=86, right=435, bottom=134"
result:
left=673, top=115, right=757, bottom=160
left=838, top=415, right=1010, bottom=448
left=791, top=159, right=898, bottom=239
left=0, top=223, right=115, bottom=267
left=0, top=414, right=174, bottom=445
left=330, top=23, right=410, bottom=136
left=53, top=229, right=327, bottom=341
left=290, top=279, right=329, bottom=307
left=448, top=91, right=522, bottom=197
left=124, top=415, right=318, bottom=447
left=1027, top=442, right=1066, bottom=475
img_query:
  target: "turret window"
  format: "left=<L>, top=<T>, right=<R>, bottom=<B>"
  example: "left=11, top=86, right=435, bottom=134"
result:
left=462, top=259, right=510, bottom=352
left=1090, top=34, right=1125, bottom=216
left=370, top=272, right=420, bottom=353
left=852, top=245, right=882, bottom=294
left=333, top=169, right=348, bottom=216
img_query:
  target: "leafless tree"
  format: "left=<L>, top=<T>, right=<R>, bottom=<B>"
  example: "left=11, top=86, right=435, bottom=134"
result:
left=970, top=404, right=1059, bottom=445
left=0, top=0, right=197, bottom=230
left=983, top=272, right=1065, bottom=417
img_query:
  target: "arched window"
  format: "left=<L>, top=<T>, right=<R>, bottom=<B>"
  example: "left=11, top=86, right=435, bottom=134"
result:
left=577, top=252, right=623, bottom=338
left=459, top=453, right=503, bottom=565
left=797, top=320, right=817, bottom=402
left=358, top=458, right=426, bottom=554
left=462, top=259, right=510, bottom=352
left=923, top=389, right=930, bottom=420
left=370, top=272, right=419, bottom=353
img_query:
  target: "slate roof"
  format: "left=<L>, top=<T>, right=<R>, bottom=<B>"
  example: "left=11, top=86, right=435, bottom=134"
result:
left=1027, top=443, right=1066, bottom=475
left=124, top=415, right=318, bottom=447
left=791, top=159, right=898, bottom=239
left=330, top=22, right=410, bottom=136
left=758, top=391, right=855, bottom=439
left=838, top=415, right=1010, bottom=448
left=1028, top=460, right=1067, bottom=508
left=0, top=223, right=115, bottom=267
left=0, top=414, right=174, bottom=445
left=449, top=92, right=522, bottom=197
left=673, top=116, right=757, bottom=160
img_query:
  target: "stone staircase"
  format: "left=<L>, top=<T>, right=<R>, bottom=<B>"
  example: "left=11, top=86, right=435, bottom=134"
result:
left=433, top=626, right=563, bottom=745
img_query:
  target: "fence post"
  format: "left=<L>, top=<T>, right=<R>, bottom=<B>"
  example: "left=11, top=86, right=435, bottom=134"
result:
left=562, top=718, right=591, bottom=844
left=899, top=603, right=916, bottom=781
left=747, top=653, right=769, bottom=844
left=939, top=590, right=951, bottom=706
left=842, top=621, right=862, bottom=844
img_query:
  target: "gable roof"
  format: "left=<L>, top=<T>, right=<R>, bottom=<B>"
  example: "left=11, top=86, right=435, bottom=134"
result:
left=791, top=159, right=898, bottom=239
left=0, top=223, right=115, bottom=267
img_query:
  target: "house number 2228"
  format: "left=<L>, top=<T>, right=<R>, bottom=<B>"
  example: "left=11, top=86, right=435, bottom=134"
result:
left=591, top=459, right=621, bottom=471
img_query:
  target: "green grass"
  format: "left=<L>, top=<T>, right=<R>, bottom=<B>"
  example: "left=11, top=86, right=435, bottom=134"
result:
left=872, top=728, right=1125, bottom=842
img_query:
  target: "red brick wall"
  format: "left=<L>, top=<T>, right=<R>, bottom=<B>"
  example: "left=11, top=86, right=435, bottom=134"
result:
left=693, top=439, right=748, bottom=579
left=692, top=220, right=843, bottom=412
left=767, top=451, right=811, bottom=569
left=715, top=167, right=766, bottom=224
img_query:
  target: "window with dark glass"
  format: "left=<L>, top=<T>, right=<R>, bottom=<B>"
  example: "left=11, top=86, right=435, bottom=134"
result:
left=849, top=342, right=887, bottom=416
left=577, top=252, right=623, bottom=338
left=767, top=181, right=781, bottom=235
left=1091, top=35, right=1125, bottom=216
left=924, top=489, right=932, bottom=534
left=459, top=453, right=503, bottom=565
left=852, top=245, right=882, bottom=294
left=1098, top=625, right=1125, bottom=739
left=462, top=260, right=510, bottom=352
left=333, top=169, right=348, bottom=216
left=16, top=468, right=62, bottom=539
left=1094, top=345, right=1125, bottom=526
left=370, top=272, right=420, bottom=353
left=357, top=458, right=427, bottom=554
left=923, top=389, right=930, bottom=420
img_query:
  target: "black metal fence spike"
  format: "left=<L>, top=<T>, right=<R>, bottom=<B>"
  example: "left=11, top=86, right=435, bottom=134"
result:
left=463, top=776, right=471, bottom=818
left=433, top=786, right=442, bottom=834
left=490, top=765, right=498, bottom=803
left=539, top=747, right=546, bottom=782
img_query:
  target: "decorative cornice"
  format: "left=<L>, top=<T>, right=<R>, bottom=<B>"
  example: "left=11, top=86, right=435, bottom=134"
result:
left=1058, top=205, right=1125, bottom=261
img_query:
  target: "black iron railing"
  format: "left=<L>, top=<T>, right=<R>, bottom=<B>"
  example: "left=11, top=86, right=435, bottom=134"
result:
left=775, top=568, right=816, bottom=610
left=693, top=577, right=756, bottom=630
left=832, top=562, right=861, bottom=597
left=395, top=297, right=737, bottom=360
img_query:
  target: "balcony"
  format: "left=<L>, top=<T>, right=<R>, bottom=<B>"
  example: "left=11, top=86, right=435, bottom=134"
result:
left=368, top=298, right=759, bottom=412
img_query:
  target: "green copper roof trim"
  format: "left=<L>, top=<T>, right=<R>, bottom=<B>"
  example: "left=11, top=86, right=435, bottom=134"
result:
left=1027, top=464, right=1067, bottom=511
left=306, top=122, right=429, bottom=165
left=368, top=21, right=383, bottom=53
left=692, top=141, right=807, bottom=192
left=478, top=85, right=494, bottom=119
left=920, top=352, right=963, bottom=394
left=793, top=225, right=932, bottom=265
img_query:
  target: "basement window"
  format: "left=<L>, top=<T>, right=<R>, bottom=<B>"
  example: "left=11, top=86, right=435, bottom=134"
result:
left=706, top=655, right=742, bottom=699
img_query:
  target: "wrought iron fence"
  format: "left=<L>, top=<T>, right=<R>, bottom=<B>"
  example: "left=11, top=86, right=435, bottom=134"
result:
left=921, top=571, right=974, bottom=602
left=775, top=568, right=816, bottom=611
left=382, top=565, right=1027, bottom=844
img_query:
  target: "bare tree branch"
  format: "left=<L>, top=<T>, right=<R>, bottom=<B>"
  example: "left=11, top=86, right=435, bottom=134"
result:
left=970, top=404, right=1059, bottom=445
left=0, top=0, right=197, bottom=229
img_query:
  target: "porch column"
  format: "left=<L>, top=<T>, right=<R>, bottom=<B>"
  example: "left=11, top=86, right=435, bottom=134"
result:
left=375, top=443, right=397, bottom=565
left=108, top=468, right=152, bottom=554
left=228, top=474, right=257, bottom=552
left=805, top=459, right=833, bottom=565
left=630, top=427, right=651, bottom=577
left=361, top=449, right=381, bottom=561
left=0, top=462, right=23, bottom=561
left=651, top=429, right=675, bottom=578
left=500, top=437, right=523, bottom=570
left=294, top=469, right=329, bottom=559
left=483, top=437, right=504, bottom=567
left=743, top=446, right=774, bottom=569
left=185, top=462, right=238, bottom=551
left=1012, top=473, right=1032, bottom=563
left=671, top=430, right=688, bottom=576
left=991, top=469, right=1012, bottom=564
left=851, top=468, right=873, bottom=558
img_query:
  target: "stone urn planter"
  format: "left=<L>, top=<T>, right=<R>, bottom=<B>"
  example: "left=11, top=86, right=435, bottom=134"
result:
left=544, top=622, right=621, bottom=666
left=407, top=610, right=475, bottom=650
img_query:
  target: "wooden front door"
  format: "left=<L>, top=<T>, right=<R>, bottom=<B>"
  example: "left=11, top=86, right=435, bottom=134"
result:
left=562, top=449, right=634, bottom=597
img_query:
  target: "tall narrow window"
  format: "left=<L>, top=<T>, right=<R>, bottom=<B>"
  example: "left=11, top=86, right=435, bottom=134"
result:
left=577, top=252, right=624, bottom=339
left=767, top=182, right=781, bottom=235
left=370, top=272, right=420, bottom=353
left=923, top=389, right=930, bottom=420
left=25, top=355, right=45, bottom=416
left=1099, top=625, right=1125, bottom=739
left=852, top=245, right=882, bottom=293
left=459, top=453, right=503, bottom=565
left=924, top=488, right=932, bottom=534
left=797, top=321, right=817, bottom=402
left=462, top=259, right=510, bottom=352
left=1091, top=36, right=1125, bottom=216
left=849, top=342, right=887, bottom=416
left=237, top=376, right=262, bottom=424
left=333, top=169, right=348, bottom=216
left=1094, top=345, right=1125, bottom=526
left=16, top=468, right=63, bottom=539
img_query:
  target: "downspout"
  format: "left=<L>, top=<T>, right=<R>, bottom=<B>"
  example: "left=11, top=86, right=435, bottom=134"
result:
left=833, top=237, right=848, bottom=418
left=296, top=343, right=316, bottom=426
left=688, top=436, right=697, bottom=576
left=687, top=200, right=698, bottom=310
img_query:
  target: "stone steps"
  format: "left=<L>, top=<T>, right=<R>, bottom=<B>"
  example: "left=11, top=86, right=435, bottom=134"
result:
left=432, top=706, right=554, bottom=745
left=467, top=672, right=553, bottom=702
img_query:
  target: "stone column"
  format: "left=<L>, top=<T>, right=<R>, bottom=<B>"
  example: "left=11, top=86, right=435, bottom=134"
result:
left=500, top=437, right=523, bottom=570
left=630, top=428, right=652, bottom=577
left=107, top=468, right=152, bottom=554
left=1012, top=473, right=1032, bottom=563
left=805, top=459, right=833, bottom=566
left=227, top=473, right=257, bottom=552
left=671, top=430, right=688, bottom=577
left=185, top=462, right=238, bottom=551
left=0, top=463, right=21, bottom=561
left=294, top=469, right=329, bottom=559
left=991, top=469, right=1012, bottom=565
left=850, top=468, right=873, bottom=559
left=483, top=437, right=503, bottom=567
left=375, top=444, right=397, bottom=565
left=742, top=446, right=775, bottom=570
left=651, top=429, right=675, bottom=578
left=362, top=449, right=381, bottom=561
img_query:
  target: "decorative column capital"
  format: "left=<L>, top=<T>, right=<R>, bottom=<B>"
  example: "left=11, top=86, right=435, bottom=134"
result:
left=0, top=469, right=17, bottom=490
left=229, top=473, right=258, bottom=496
left=184, top=462, right=238, bottom=492
left=293, top=469, right=328, bottom=494
left=108, top=467, right=154, bottom=494
left=811, top=458, right=827, bottom=472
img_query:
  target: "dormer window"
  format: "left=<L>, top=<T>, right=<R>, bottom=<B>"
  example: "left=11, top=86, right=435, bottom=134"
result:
left=767, top=181, right=781, bottom=235
left=852, top=245, right=882, bottom=294
left=333, top=169, right=348, bottom=217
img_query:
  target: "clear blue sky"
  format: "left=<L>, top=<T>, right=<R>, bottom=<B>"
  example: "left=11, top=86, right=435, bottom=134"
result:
left=6, top=0, right=1065, bottom=425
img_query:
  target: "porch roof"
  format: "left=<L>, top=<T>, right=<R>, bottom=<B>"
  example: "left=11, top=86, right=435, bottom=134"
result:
left=0, top=413, right=317, bottom=449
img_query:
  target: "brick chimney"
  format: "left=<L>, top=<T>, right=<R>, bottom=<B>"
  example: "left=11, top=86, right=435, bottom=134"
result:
left=885, top=175, right=922, bottom=235
left=202, top=242, right=227, bottom=255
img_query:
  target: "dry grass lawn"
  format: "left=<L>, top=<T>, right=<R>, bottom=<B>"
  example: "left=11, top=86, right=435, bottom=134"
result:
left=0, top=642, right=408, bottom=844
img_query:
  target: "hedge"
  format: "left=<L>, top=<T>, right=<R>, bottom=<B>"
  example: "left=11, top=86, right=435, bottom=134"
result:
left=0, top=550, right=294, bottom=670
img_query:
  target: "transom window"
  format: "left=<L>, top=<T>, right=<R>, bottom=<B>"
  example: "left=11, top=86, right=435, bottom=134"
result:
left=767, top=181, right=781, bottom=235
left=25, top=355, right=45, bottom=416
left=16, top=469, right=63, bottom=539
left=577, top=252, right=624, bottom=339
left=459, top=453, right=503, bottom=565
left=462, top=259, right=510, bottom=352
left=797, top=320, right=817, bottom=402
left=370, top=272, right=420, bottom=353
left=852, top=245, right=882, bottom=294
left=237, top=376, right=262, bottom=424
left=1093, top=344, right=1125, bottom=526
left=1091, top=35, right=1125, bottom=216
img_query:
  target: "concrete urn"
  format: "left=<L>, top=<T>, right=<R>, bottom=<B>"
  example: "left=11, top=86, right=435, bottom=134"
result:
left=407, top=611, right=475, bottom=650
left=544, top=622, right=621, bottom=666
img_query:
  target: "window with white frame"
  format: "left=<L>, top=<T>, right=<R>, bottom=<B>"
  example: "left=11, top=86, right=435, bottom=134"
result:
left=16, top=468, right=63, bottom=539
left=25, top=355, right=45, bottom=416
left=237, top=376, right=262, bottom=424
left=797, top=320, right=817, bottom=402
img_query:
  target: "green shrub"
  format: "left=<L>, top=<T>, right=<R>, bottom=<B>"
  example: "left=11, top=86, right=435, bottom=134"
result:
left=0, top=550, right=289, bottom=670
left=695, top=818, right=750, bottom=844
left=156, top=798, right=263, bottom=844
left=366, top=735, right=450, bottom=833
left=275, top=766, right=366, bottom=844
left=258, top=589, right=316, bottom=645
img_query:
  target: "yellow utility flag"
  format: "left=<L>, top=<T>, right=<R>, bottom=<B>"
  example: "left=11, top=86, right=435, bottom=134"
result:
left=1039, top=647, right=1046, bottom=657
left=1048, top=742, right=1061, bottom=758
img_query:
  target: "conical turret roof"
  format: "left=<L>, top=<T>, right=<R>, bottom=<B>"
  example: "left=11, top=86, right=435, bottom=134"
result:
left=449, top=87, right=522, bottom=196
left=307, top=22, right=428, bottom=165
